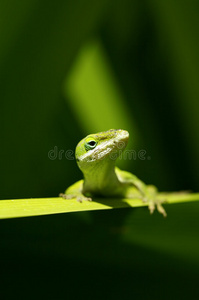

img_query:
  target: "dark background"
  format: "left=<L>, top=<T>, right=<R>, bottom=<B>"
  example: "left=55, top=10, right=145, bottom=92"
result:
left=1, top=0, right=199, bottom=298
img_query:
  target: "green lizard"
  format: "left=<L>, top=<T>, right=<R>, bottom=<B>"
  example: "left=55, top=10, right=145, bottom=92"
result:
left=60, top=129, right=167, bottom=216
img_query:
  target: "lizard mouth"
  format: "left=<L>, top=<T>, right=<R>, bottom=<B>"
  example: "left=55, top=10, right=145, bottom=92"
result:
left=114, top=130, right=129, bottom=149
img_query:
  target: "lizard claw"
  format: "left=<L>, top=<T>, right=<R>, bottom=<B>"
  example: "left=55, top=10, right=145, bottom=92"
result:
left=148, top=200, right=155, bottom=215
left=77, top=196, right=92, bottom=203
left=157, top=204, right=167, bottom=217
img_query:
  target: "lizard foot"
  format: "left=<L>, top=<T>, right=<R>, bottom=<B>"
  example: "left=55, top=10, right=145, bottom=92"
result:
left=147, top=197, right=167, bottom=217
left=59, top=193, right=92, bottom=202
left=59, top=193, right=74, bottom=199
left=142, top=186, right=167, bottom=217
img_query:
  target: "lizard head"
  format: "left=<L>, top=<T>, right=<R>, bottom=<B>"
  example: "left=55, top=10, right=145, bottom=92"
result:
left=75, top=129, right=129, bottom=172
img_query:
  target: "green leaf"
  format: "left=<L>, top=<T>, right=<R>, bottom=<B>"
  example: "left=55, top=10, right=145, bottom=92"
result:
left=0, top=193, right=198, bottom=219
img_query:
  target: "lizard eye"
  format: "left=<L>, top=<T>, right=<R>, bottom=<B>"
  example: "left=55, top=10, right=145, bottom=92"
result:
left=85, top=140, right=97, bottom=151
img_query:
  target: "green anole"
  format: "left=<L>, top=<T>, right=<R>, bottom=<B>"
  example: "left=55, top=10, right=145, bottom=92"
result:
left=60, top=129, right=167, bottom=216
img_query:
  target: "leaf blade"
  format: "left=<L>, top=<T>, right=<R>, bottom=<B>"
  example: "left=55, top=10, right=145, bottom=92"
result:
left=0, top=193, right=199, bottom=219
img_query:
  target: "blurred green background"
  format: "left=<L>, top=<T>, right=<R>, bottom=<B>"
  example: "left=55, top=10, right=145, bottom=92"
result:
left=1, top=0, right=199, bottom=299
